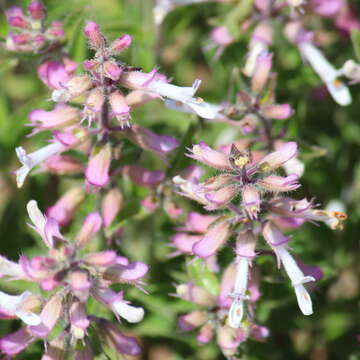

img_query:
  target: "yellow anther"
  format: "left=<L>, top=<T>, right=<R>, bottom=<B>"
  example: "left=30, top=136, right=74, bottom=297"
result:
left=332, top=79, right=343, bottom=89
left=234, top=156, right=249, bottom=168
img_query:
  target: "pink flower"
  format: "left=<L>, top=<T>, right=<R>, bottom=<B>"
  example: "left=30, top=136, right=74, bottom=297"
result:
left=110, top=34, right=132, bottom=53
left=75, top=212, right=103, bottom=248
left=47, top=187, right=85, bottom=225
left=99, top=319, right=142, bottom=356
left=85, top=144, right=112, bottom=189
left=83, top=21, right=104, bottom=49
left=37, top=59, right=77, bottom=90
left=0, top=327, right=35, bottom=356
left=122, top=165, right=165, bottom=188
left=101, top=188, right=123, bottom=227
left=28, top=1, right=45, bottom=20
left=124, top=125, right=178, bottom=157
left=192, top=220, right=231, bottom=258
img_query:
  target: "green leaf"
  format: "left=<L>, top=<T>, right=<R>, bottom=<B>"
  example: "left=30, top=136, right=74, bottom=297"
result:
left=166, top=120, right=199, bottom=178
left=187, top=258, right=220, bottom=297
left=351, top=29, right=360, bottom=61
left=224, top=0, right=254, bottom=39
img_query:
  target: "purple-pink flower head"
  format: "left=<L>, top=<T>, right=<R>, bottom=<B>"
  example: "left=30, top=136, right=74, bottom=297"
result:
left=180, top=141, right=299, bottom=213
left=0, top=200, right=148, bottom=357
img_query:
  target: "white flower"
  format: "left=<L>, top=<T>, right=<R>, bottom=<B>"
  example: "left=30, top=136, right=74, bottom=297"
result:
left=299, top=42, right=352, bottom=106
left=283, top=157, right=305, bottom=177
left=27, top=200, right=46, bottom=233
left=15, top=142, right=66, bottom=188
left=228, top=258, right=250, bottom=328
left=276, top=246, right=315, bottom=315
left=148, top=79, right=218, bottom=119
left=287, top=0, right=305, bottom=7
left=243, top=42, right=267, bottom=77
left=0, top=291, right=41, bottom=325
left=153, top=0, right=211, bottom=25
left=111, top=301, right=144, bottom=323
left=0, top=256, right=24, bottom=278
left=165, top=99, right=222, bottom=119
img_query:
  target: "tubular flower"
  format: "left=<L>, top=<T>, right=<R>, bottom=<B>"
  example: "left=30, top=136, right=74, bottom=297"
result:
left=0, top=201, right=147, bottom=357
left=5, top=1, right=64, bottom=53
left=176, top=262, right=268, bottom=358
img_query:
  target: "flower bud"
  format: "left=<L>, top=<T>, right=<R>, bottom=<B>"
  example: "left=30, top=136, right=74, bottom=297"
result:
left=110, top=34, right=132, bottom=53
left=260, top=104, right=294, bottom=119
left=210, top=26, right=233, bottom=47
left=217, top=325, right=245, bottom=356
left=342, top=60, right=360, bottom=82
left=43, top=154, right=83, bottom=175
left=101, top=188, right=123, bottom=227
left=70, top=300, right=89, bottom=340
left=103, top=261, right=148, bottom=284
left=75, top=212, right=103, bottom=248
left=0, top=327, right=35, bottom=356
left=68, top=270, right=91, bottom=302
left=205, top=185, right=238, bottom=210
left=176, top=283, right=214, bottom=306
left=83, top=251, right=117, bottom=266
left=197, top=323, right=214, bottom=344
left=8, top=15, right=30, bottom=29
left=47, top=187, right=85, bottom=225
left=83, top=21, right=104, bottom=49
left=251, top=52, right=272, bottom=93
left=242, top=185, right=260, bottom=220
left=122, top=165, right=165, bottom=188
left=28, top=1, right=45, bottom=20
left=124, top=125, right=178, bottom=156
left=47, top=20, right=65, bottom=39
left=178, top=311, right=208, bottom=331
left=109, top=91, right=131, bottom=126
left=30, top=293, right=63, bottom=337
left=310, top=0, right=342, bottom=16
left=52, top=75, right=93, bottom=103
left=236, top=230, right=257, bottom=259
left=250, top=325, right=270, bottom=341
left=104, top=61, right=123, bottom=80
left=98, top=319, right=142, bottom=356
left=85, top=87, right=104, bottom=123
left=85, top=144, right=112, bottom=188
left=29, top=105, right=79, bottom=132
left=192, top=220, right=231, bottom=258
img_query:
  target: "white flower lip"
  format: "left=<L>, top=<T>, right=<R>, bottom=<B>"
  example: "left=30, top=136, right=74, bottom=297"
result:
left=228, top=298, right=244, bottom=329
left=300, top=42, right=352, bottom=106
left=149, top=79, right=218, bottom=119
left=112, top=301, right=145, bottom=323
left=294, top=284, right=313, bottom=316
left=228, top=258, right=250, bottom=328
left=27, top=200, right=46, bottom=232
left=276, top=246, right=315, bottom=316
left=0, top=290, right=41, bottom=326
left=15, top=142, right=66, bottom=188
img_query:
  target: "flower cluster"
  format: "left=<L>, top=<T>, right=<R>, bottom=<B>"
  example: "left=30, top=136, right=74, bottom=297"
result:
left=0, top=200, right=146, bottom=357
left=173, top=139, right=346, bottom=329
left=14, top=19, right=223, bottom=190
left=176, top=263, right=269, bottom=359
left=0, top=0, right=354, bottom=358
left=4, top=1, right=64, bottom=53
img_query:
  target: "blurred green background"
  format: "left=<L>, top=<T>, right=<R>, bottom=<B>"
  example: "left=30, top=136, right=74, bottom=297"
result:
left=0, top=0, right=359, bottom=359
